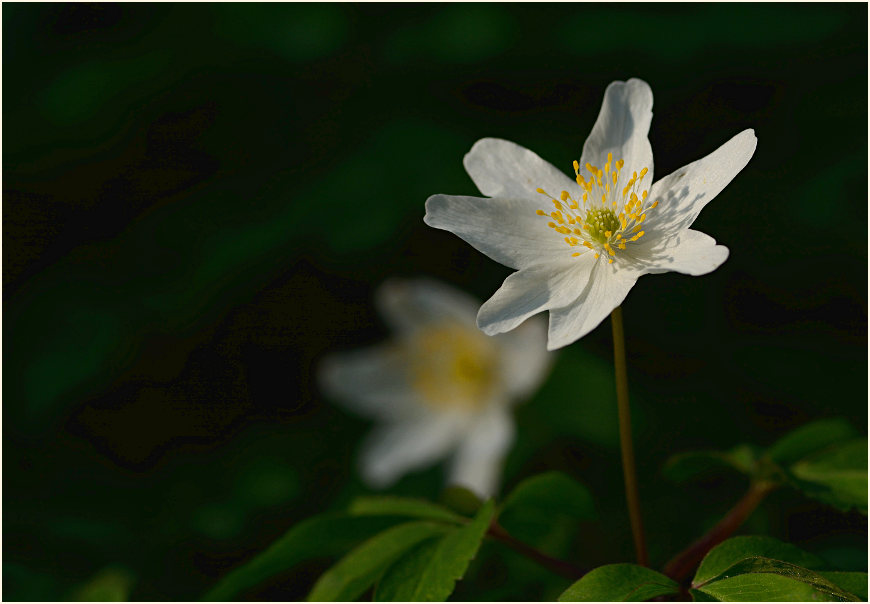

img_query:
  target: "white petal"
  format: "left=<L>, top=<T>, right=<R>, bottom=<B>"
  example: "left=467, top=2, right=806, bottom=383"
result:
left=547, top=261, right=639, bottom=350
left=318, top=345, right=420, bottom=420
left=361, top=413, right=465, bottom=488
left=425, top=193, right=572, bottom=270
left=579, top=78, right=654, bottom=179
left=494, top=316, right=554, bottom=400
left=447, top=405, right=515, bottom=497
left=477, top=255, right=596, bottom=335
left=645, top=229, right=729, bottom=276
left=645, top=129, right=757, bottom=239
left=375, top=278, right=479, bottom=334
left=463, top=138, right=580, bottom=200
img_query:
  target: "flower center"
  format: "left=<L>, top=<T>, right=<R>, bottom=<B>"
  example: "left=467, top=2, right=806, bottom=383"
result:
left=408, top=323, right=498, bottom=410
left=534, top=153, right=659, bottom=263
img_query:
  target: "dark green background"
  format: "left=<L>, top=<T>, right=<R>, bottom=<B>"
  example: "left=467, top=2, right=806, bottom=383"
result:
left=4, top=3, right=867, bottom=601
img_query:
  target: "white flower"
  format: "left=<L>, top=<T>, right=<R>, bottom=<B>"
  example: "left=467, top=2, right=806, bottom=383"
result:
left=319, top=278, right=552, bottom=497
left=424, top=78, right=757, bottom=350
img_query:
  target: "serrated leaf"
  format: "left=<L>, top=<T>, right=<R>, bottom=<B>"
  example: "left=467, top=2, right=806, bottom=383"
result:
left=693, top=536, right=824, bottom=586
left=558, top=564, right=680, bottom=602
left=307, top=521, right=448, bottom=602
left=767, top=419, right=858, bottom=466
left=500, top=472, right=595, bottom=521
left=375, top=500, right=495, bottom=601
left=348, top=496, right=465, bottom=524
left=788, top=439, right=867, bottom=514
left=695, top=558, right=859, bottom=602
left=663, top=445, right=760, bottom=483
left=819, top=572, right=869, bottom=600
left=202, top=514, right=399, bottom=601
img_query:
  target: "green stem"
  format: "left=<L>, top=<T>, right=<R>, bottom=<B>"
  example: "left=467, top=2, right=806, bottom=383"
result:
left=610, top=306, right=648, bottom=566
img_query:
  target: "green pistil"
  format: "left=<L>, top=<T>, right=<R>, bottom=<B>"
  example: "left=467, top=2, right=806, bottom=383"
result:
left=585, top=208, right=620, bottom=244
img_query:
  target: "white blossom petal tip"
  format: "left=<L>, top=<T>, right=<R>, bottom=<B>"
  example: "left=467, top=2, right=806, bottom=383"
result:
left=320, top=278, right=550, bottom=495
left=425, top=79, right=755, bottom=349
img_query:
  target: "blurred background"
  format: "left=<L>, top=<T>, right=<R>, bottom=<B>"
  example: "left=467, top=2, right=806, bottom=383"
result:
left=3, top=3, right=867, bottom=601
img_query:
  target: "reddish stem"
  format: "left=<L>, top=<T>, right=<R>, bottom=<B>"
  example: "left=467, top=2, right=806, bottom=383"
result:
left=488, top=521, right=585, bottom=580
left=662, top=482, right=776, bottom=583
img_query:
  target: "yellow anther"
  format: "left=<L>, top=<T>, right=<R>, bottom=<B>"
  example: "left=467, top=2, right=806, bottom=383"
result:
left=583, top=241, right=593, bottom=249
left=639, top=167, right=648, bottom=179
left=604, top=230, right=612, bottom=238
left=651, top=200, right=659, bottom=209
left=607, top=152, right=613, bottom=164
left=633, top=224, right=643, bottom=233
left=553, top=200, right=563, bottom=210
left=536, top=188, right=545, bottom=194
left=583, top=224, right=591, bottom=231
left=618, top=243, right=626, bottom=250
left=605, top=162, right=611, bottom=176
left=565, top=237, right=574, bottom=245
left=639, top=213, right=646, bottom=223
left=570, top=237, right=579, bottom=245
left=572, top=252, right=581, bottom=257
left=536, top=209, right=546, bottom=216
left=560, top=191, right=570, bottom=201
left=608, top=258, right=614, bottom=264
left=548, top=222, right=556, bottom=228
left=636, top=230, right=645, bottom=238
left=568, top=216, right=576, bottom=224
left=594, top=253, right=600, bottom=259
left=616, top=159, right=624, bottom=170
left=573, top=228, right=582, bottom=235
left=573, top=160, right=580, bottom=173
left=582, top=192, right=588, bottom=201
left=612, top=172, right=617, bottom=184
left=586, top=162, right=595, bottom=174
left=642, top=190, right=648, bottom=200
left=556, top=226, right=571, bottom=234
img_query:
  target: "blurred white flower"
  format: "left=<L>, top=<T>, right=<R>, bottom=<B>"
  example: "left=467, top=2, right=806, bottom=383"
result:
left=425, top=78, right=757, bottom=350
left=319, top=279, right=552, bottom=497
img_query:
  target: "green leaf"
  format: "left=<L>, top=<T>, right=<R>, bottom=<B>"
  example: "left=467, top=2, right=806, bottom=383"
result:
left=307, top=521, right=448, bottom=602
left=766, top=419, right=858, bottom=466
left=348, top=496, right=465, bottom=524
left=558, top=564, right=680, bottom=602
left=202, top=514, right=399, bottom=601
left=663, top=445, right=761, bottom=483
left=693, top=536, right=824, bottom=586
left=375, top=500, right=496, bottom=601
left=819, top=572, right=869, bottom=600
left=498, top=472, right=595, bottom=558
left=690, top=588, right=720, bottom=601
left=788, top=439, right=867, bottom=514
left=500, top=472, right=595, bottom=521
left=439, top=486, right=483, bottom=516
left=695, top=558, right=860, bottom=602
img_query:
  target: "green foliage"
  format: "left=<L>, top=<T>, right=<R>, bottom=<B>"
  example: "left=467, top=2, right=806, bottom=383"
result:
left=787, top=439, right=868, bottom=514
left=664, top=419, right=867, bottom=514
left=558, top=564, right=679, bottom=602
left=202, top=514, right=400, bottom=601
left=439, top=486, right=483, bottom=517
left=766, top=419, right=858, bottom=466
left=307, top=521, right=449, bottom=602
left=691, top=537, right=866, bottom=602
left=663, top=445, right=761, bottom=483
left=375, top=500, right=496, bottom=601
left=348, top=495, right=466, bottom=524
left=818, top=573, right=869, bottom=600
left=692, top=536, right=824, bottom=584
left=70, top=566, right=135, bottom=601
left=498, top=472, right=594, bottom=557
